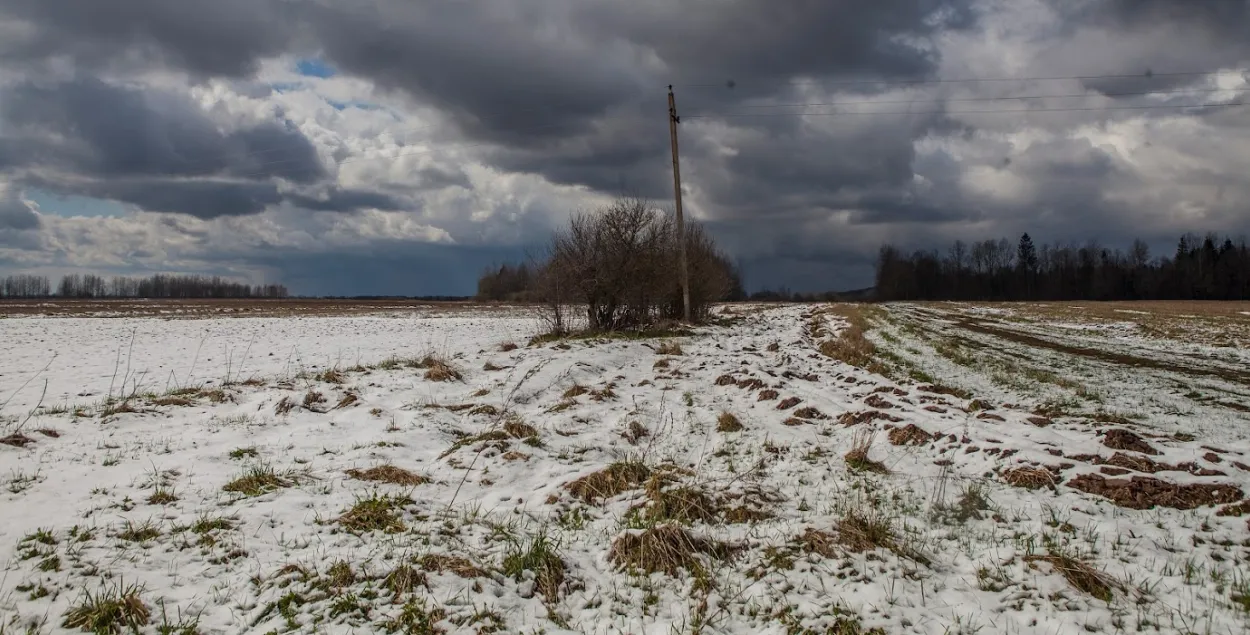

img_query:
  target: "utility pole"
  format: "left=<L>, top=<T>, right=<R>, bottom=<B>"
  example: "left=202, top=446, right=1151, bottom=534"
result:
left=668, top=85, right=691, bottom=323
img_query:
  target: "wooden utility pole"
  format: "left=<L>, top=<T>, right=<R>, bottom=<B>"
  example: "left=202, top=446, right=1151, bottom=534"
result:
left=668, top=85, right=691, bottom=323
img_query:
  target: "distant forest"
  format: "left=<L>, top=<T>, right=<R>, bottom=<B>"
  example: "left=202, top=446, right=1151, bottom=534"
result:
left=0, top=273, right=288, bottom=299
left=875, top=232, right=1250, bottom=301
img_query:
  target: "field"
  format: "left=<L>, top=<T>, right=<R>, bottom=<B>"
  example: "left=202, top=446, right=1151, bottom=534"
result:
left=1, top=300, right=1249, bottom=635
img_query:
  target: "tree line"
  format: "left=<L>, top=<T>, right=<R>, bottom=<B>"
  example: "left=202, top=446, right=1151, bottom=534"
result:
left=875, top=232, right=1250, bottom=301
left=0, top=273, right=288, bottom=299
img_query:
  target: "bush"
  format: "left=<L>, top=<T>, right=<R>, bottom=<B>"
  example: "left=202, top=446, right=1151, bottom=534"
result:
left=531, top=196, right=735, bottom=331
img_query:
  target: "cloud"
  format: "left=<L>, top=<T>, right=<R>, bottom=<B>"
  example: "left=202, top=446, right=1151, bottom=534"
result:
left=0, top=0, right=1247, bottom=294
left=0, top=185, right=38, bottom=230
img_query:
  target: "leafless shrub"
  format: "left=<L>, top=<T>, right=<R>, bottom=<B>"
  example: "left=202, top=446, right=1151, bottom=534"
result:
left=534, top=196, right=734, bottom=332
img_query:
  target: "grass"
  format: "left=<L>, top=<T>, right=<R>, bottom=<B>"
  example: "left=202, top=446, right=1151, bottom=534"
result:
left=62, top=580, right=150, bottom=635
left=383, top=564, right=428, bottom=600
left=1026, top=552, right=1117, bottom=602
left=222, top=464, right=297, bottom=497
left=338, top=492, right=412, bottom=533
left=383, top=598, right=445, bottom=635
left=566, top=460, right=651, bottom=503
left=716, top=411, right=744, bottom=432
left=844, top=428, right=888, bottom=474
left=228, top=446, right=259, bottom=459
left=314, top=368, right=345, bottom=384
left=635, top=475, right=720, bottom=525
left=418, top=554, right=487, bottom=578
left=502, top=530, right=567, bottom=599
left=656, top=341, right=684, bottom=356
left=836, top=509, right=930, bottom=566
left=147, top=486, right=178, bottom=505
left=190, top=515, right=234, bottom=534
left=345, top=465, right=430, bottom=486
left=417, top=354, right=462, bottom=382
left=117, top=519, right=161, bottom=543
left=608, top=524, right=734, bottom=576
left=817, top=306, right=885, bottom=373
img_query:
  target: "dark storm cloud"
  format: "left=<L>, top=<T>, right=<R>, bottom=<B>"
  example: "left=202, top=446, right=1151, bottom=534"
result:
left=0, top=0, right=296, bottom=76
left=0, top=78, right=324, bottom=183
left=73, top=179, right=284, bottom=219
left=0, top=194, right=39, bottom=230
left=286, top=188, right=405, bottom=212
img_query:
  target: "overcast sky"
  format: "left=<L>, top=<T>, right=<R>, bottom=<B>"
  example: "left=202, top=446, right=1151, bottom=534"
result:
left=0, top=0, right=1248, bottom=295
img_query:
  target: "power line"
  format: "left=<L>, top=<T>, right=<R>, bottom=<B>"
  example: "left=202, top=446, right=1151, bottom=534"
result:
left=173, top=70, right=1246, bottom=175
left=227, top=100, right=1247, bottom=181
left=682, top=100, right=1249, bottom=120
left=671, top=68, right=1249, bottom=90
left=684, top=86, right=1242, bottom=112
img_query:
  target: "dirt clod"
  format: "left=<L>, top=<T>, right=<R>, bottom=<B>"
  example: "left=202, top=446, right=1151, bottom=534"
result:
left=776, top=397, right=801, bottom=410
left=1002, top=467, right=1059, bottom=490
left=888, top=424, right=933, bottom=446
left=1068, top=474, right=1243, bottom=510
left=1102, top=429, right=1159, bottom=455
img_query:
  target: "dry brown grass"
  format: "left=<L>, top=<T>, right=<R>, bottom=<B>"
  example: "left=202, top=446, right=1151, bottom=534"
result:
left=566, top=461, right=651, bottom=503
left=499, top=341, right=518, bottom=352
left=836, top=510, right=930, bottom=565
left=562, top=384, right=590, bottom=399
left=757, top=389, right=779, bottom=401
left=274, top=396, right=296, bottom=415
left=656, top=341, right=684, bottom=356
left=149, top=396, right=195, bottom=407
left=418, top=554, right=487, bottom=578
left=502, top=414, right=538, bottom=439
left=844, top=428, right=888, bottom=474
left=302, top=390, right=326, bottom=409
left=419, top=355, right=462, bottom=382
left=622, top=420, right=650, bottom=444
left=1025, top=554, right=1117, bottom=602
left=637, top=478, right=720, bottom=525
left=817, top=305, right=885, bottom=373
left=315, top=368, right=346, bottom=384
left=716, top=411, right=744, bottom=432
left=333, top=393, right=359, bottom=409
left=799, top=528, right=840, bottom=558
left=1002, top=466, right=1058, bottom=490
left=608, top=524, right=734, bottom=576
left=345, top=465, right=430, bottom=486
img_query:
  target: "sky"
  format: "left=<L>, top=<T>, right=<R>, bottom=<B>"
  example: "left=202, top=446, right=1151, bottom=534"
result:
left=0, top=0, right=1248, bottom=296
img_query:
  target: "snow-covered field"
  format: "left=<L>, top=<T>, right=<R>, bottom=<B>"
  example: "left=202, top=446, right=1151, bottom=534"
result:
left=2, top=302, right=1249, bottom=635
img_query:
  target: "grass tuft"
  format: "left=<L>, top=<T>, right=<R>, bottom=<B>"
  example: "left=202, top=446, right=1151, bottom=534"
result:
left=418, top=554, right=487, bottom=578
left=608, top=524, right=734, bottom=576
left=346, top=465, right=430, bottom=487
left=222, top=464, right=296, bottom=497
left=566, top=460, right=651, bottom=503
left=716, top=411, right=744, bottom=432
left=1025, top=553, right=1117, bottom=602
left=339, top=492, right=412, bottom=533
left=844, top=428, right=888, bottom=474
left=62, top=580, right=150, bottom=635
left=502, top=530, right=567, bottom=600
left=418, top=354, right=462, bottom=382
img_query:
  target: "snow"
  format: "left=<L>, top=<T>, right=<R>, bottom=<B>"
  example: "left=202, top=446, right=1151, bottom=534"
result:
left=2, top=304, right=1249, bottom=635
